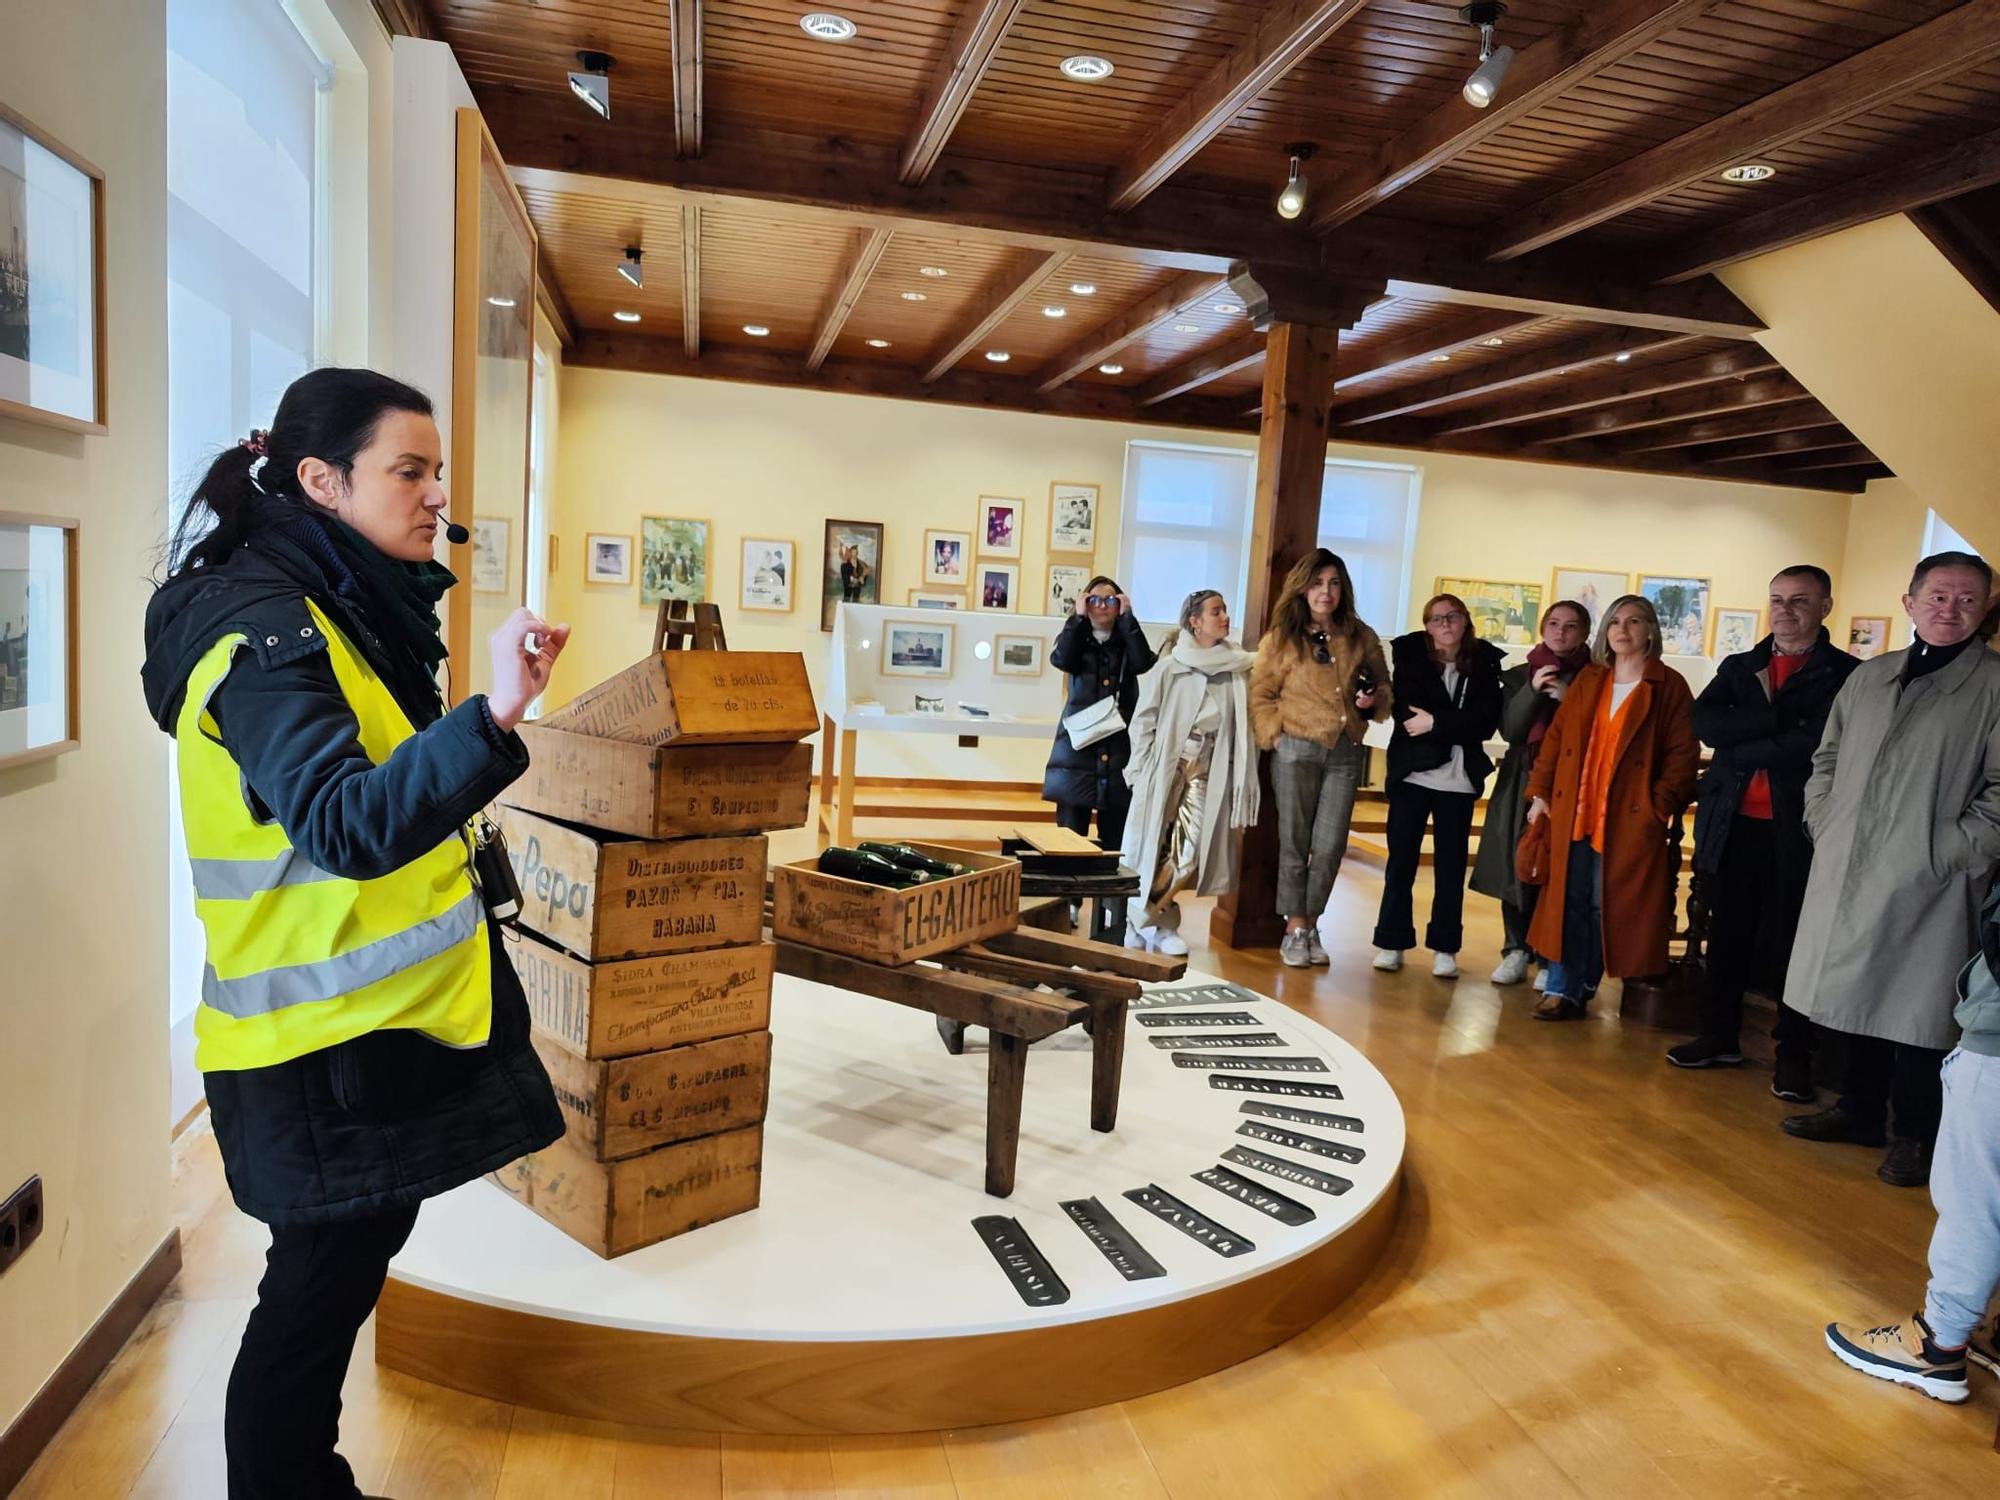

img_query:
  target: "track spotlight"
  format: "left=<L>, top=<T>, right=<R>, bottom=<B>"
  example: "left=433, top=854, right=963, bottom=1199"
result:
left=1275, top=141, right=1317, bottom=220
left=617, top=246, right=643, bottom=290
left=568, top=50, right=613, bottom=120
left=1459, top=4, right=1513, bottom=109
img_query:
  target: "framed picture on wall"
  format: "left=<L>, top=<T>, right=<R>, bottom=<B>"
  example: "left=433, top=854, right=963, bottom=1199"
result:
left=1434, top=576, right=1543, bottom=646
left=1848, top=615, right=1890, bottom=660
left=977, top=496, right=1025, bottom=559
left=1048, top=564, right=1092, bottom=618
left=585, top=533, right=632, bottom=585
left=1047, top=482, right=1099, bottom=554
left=0, top=512, right=79, bottom=772
left=470, top=516, right=511, bottom=593
left=1638, top=573, right=1711, bottom=656
left=1711, top=607, right=1761, bottom=658
left=1549, top=567, right=1631, bottom=629
left=881, top=622, right=954, bottom=677
left=741, top=537, right=795, bottom=613
left=977, top=561, right=1020, bottom=611
left=992, top=634, right=1045, bottom=677
left=0, top=105, right=106, bottom=433
left=924, top=529, right=970, bottom=585
left=822, top=518, right=883, bottom=631
left=641, top=516, right=710, bottom=605
left=908, top=588, right=963, bottom=610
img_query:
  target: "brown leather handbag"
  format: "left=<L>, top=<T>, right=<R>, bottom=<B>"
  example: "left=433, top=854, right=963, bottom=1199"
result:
left=1515, top=814, right=1552, bottom=887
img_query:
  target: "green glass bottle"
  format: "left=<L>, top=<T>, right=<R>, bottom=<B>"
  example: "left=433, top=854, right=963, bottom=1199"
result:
left=817, top=846, right=936, bottom=888
left=859, top=841, right=970, bottom=879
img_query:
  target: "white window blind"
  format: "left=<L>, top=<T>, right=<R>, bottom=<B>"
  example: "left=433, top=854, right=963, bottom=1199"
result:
left=1320, top=458, right=1421, bottom=635
left=1117, top=441, right=1256, bottom=624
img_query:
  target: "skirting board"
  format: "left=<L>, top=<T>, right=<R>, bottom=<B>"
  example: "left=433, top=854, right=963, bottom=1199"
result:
left=0, top=1228, right=183, bottom=1494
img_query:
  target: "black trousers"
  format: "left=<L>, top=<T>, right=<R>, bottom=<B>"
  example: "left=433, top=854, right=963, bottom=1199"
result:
left=1055, top=790, right=1131, bottom=942
left=1698, top=815, right=1816, bottom=1062
left=1372, top=782, right=1477, bottom=955
left=1838, top=1035, right=1948, bottom=1146
left=226, top=1205, right=421, bottom=1499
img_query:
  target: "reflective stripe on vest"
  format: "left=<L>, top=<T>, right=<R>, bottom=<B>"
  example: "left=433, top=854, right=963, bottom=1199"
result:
left=176, top=599, right=491, bottom=1072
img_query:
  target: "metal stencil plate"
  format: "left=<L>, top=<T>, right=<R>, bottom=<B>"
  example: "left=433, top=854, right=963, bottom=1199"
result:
left=1240, top=1099, right=1363, bottom=1133
left=1147, top=1032, right=1285, bottom=1050
left=1222, top=1145, right=1354, bottom=1196
left=1131, top=982, right=1263, bottom=1009
left=971, top=1216, right=1071, bottom=1306
left=1059, top=1197, right=1167, bottom=1281
left=1236, top=1119, right=1366, bottom=1164
left=1208, top=1073, right=1344, bottom=1098
left=1134, top=1010, right=1261, bottom=1029
left=1192, top=1164, right=1316, bottom=1226
left=1123, top=1183, right=1256, bottom=1257
left=1175, top=1053, right=1332, bottom=1073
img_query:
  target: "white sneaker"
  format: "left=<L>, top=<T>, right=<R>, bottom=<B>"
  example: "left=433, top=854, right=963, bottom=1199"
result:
left=1280, top=929, right=1313, bottom=968
left=1372, top=949, right=1404, bottom=972
left=1432, top=952, right=1459, bottom=979
left=1490, top=950, right=1530, bottom=986
left=1533, top=966, right=1550, bottom=993
left=1306, top=929, right=1329, bottom=966
left=1124, top=923, right=1151, bottom=951
left=1153, top=929, right=1190, bottom=957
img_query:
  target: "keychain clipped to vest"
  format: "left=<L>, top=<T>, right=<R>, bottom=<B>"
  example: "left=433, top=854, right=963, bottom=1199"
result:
left=469, top=813, right=524, bottom=923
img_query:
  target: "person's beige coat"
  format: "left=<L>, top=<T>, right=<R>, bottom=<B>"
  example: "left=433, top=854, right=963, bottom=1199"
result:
left=1785, top=643, right=2000, bottom=1049
left=1248, top=623, right=1392, bottom=750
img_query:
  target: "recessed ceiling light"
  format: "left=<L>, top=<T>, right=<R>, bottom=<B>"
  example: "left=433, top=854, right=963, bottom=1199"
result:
left=1098, top=363, right=1124, bottom=375
left=1173, top=322, right=1201, bottom=333
left=1060, top=54, right=1114, bottom=81
left=743, top=324, right=771, bottom=336
left=486, top=296, right=516, bottom=308
left=901, top=290, right=928, bottom=302
left=1214, top=302, right=1243, bottom=315
left=1043, top=305, right=1068, bottom=319
left=1614, top=351, right=1632, bottom=363
left=1480, top=337, right=1506, bottom=348
left=1070, top=282, right=1097, bottom=296
left=985, top=350, right=1011, bottom=363
left=800, top=13, right=857, bottom=42
left=613, top=310, right=641, bottom=323
left=865, top=338, right=891, bottom=349
left=1430, top=354, right=1452, bottom=363
left=1721, top=162, right=1776, bottom=183
left=918, top=265, right=949, bottom=278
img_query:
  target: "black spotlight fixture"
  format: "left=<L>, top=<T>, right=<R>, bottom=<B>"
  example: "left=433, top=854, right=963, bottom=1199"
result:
left=569, top=49, right=614, bottom=120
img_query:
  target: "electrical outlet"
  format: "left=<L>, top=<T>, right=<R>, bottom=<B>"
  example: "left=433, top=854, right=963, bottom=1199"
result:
left=0, top=1175, right=43, bottom=1277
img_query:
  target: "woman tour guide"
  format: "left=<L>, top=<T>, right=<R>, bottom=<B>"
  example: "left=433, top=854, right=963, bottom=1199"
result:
left=141, top=367, right=569, bottom=1498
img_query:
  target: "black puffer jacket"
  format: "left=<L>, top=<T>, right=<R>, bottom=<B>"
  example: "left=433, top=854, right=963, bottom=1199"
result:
left=1383, top=631, right=1505, bottom=792
left=141, top=518, right=561, bottom=1227
left=1042, top=612, right=1158, bottom=808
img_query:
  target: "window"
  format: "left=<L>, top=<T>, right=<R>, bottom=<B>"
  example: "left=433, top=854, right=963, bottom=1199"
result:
left=1117, top=442, right=1257, bottom=624
left=1320, top=459, right=1421, bottom=633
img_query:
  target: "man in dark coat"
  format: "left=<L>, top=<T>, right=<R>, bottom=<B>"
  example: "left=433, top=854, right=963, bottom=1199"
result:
left=1669, top=565, right=1858, bottom=1100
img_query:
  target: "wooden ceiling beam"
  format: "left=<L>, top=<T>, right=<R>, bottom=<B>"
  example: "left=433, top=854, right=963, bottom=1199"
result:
left=1618, top=400, right=1838, bottom=452
left=1137, top=331, right=1267, bottom=406
left=1333, top=327, right=1692, bottom=426
left=1785, top=446, right=1883, bottom=472
left=680, top=203, right=701, bottom=358
left=1107, top=0, right=1373, bottom=212
left=807, top=227, right=893, bottom=372
left=1506, top=374, right=1813, bottom=447
left=1312, top=0, right=1721, bottom=230
left=1377, top=270, right=1758, bottom=340
left=368, top=0, right=433, bottom=39
left=1336, top=310, right=1548, bottom=389
left=535, top=269, right=578, bottom=348
left=899, top=0, right=1026, bottom=185
left=1036, top=272, right=1231, bottom=394
left=1433, top=347, right=1786, bottom=435
left=1691, top=428, right=1860, bottom=465
left=1490, top=0, right=2000, bottom=261
left=922, top=249, right=1069, bottom=382
left=670, top=0, right=702, bottom=158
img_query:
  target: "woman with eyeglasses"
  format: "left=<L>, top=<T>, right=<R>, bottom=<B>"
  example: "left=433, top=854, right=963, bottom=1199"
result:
left=1524, top=594, right=1700, bottom=1020
left=1250, top=549, right=1392, bottom=968
left=1370, top=593, right=1505, bottom=978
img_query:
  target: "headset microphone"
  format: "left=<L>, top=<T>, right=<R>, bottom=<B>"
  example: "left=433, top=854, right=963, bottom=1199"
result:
left=443, top=521, right=469, bottom=545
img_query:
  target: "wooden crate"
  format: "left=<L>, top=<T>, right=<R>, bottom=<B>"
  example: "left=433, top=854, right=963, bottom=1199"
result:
left=498, top=808, right=766, bottom=962
left=511, top=726, right=812, bottom=839
left=488, top=1125, right=764, bottom=1259
left=532, top=1028, right=773, bottom=1162
left=543, top=651, right=817, bottom=747
left=507, top=926, right=774, bottom=1060
left=771, top=843, right=1021, bottom=965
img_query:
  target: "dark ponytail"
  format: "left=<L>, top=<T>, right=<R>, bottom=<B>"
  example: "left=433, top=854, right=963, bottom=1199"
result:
left=163, top=367, right=435, bottom=581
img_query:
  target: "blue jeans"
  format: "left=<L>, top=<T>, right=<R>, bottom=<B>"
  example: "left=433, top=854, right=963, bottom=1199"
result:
left=1924, top=1047, right=2000, bottom=1346
left=1543, top=839, right=1604, bottom=1003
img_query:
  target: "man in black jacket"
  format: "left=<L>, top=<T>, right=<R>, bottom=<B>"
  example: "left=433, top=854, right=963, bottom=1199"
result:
left=1669, top=565, right=1859, bottom=1097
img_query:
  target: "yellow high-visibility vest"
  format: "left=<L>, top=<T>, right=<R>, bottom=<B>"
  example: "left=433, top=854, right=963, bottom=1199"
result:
left=176, top=599, right=491, bottom=1072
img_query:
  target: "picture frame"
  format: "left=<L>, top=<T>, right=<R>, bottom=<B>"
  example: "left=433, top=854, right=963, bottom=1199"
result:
left=977, top=561, right=1020, bottom=612
left=992, top=633, right=1045, bottom=677
left=977, top=495, right=1025, bottom=560
left=1434, top=575, right=1543, bottom=646
left=0, top=104, right=106, bottom=433
left=1548, top=567, right=1631, bottom=631
left=740, top=537, right=795, bottom=612
left=470, top=515, right=511, bottom=593
left=0, top=511, right=79, bottom=773
left=923, top=528, right=971, bottom=586
left=1047, top=564, right=1092, bottom=618
left=1638, top=574, right=1712, bottom=657
left=1047, top=482, right=1099, bottom=555
left=908, top=588, right=963, bottom=610
left=822, top=518, right=883, bottom=632
left=1848, top=615, right=1890, bottom=661
left=1711, top=606, right=1762, bottom=658
left=881, top=621, right=954, bottom=678
left=641, top=516, right=711, bottom=606
left=584, top=532, right=632, bottom=586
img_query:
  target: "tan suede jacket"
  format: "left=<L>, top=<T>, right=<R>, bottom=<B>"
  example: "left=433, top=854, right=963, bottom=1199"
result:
left=1248, top=623, right=1393, bottom=750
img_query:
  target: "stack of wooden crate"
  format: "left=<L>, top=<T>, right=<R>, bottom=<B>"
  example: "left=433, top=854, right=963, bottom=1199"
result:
left=487, top=649, right=817, bottom=1258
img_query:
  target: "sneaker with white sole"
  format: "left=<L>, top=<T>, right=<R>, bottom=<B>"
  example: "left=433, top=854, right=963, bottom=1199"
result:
left=1124, top=923, right=1151, bottom=951
left=1969, top=1317, right=1999, bottom=1375
left=1824, top=1314, right=1969, bottom=1403
left=1372, top=948, right=1403, bottom=972
left=1280, top=929, right=1312, bottom=968
left=1490, top=950, right=1531, bottom=985
left=1432, top=952, right=1459, bottom=979
left=1152, top=928, right=1190, bottom=958
left=1533, top=966, right=1550, bottom=993
left=1306, top=930, right=1329, bottom=966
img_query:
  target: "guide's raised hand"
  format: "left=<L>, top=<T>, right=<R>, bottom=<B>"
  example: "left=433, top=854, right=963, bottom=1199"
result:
left=488, top=607, right=571, bottom=732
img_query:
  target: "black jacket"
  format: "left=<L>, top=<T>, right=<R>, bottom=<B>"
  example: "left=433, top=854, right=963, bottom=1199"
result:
left=1383, top=632, right=1505, bottom=793
left=1691, top=628, right=1860, bottom=883
left=1042, top=612, right=1158, bottom=808
left=141, top=520, right=561, bottom=1227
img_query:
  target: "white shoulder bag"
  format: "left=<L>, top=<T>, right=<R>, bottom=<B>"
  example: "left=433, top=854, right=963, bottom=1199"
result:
left=1063, top=692, right=1127, bottom=750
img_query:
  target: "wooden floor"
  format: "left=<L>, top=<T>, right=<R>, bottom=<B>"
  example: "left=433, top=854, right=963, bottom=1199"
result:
left=17, top=854, right=2000, bottom=1497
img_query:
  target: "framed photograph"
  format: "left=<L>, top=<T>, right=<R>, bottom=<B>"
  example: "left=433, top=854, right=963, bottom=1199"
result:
left=0, top=512, right=79, bottom=772
left=1549, top=567, right=1631, bottom=630
left=641, top=516, right=710, bottom=606
left=993, top=634, right=1045, bottom=677
left=978, top=495, right=1025, bottom=559
left=1711, top=606, right=1762, bottom=658
left=584, top=532, right=632, bottom=585
left=1047, top=482, right=1099, bottom=555
left=1848, top=615, right=1890, bottom=661
left=908, top=588, right=963, bottom=610
left=881, top=621, right=954, bottom=678
left=822, top=518, right=883, bottom=631
left=977, top=561, right=1020, bottom=611
left=923, top=528, right=970, bottom=586
left=1434, top=575, right=1543, bottom=646
left=1048, top=564, right=1092, bottom=618
left=741, top=537, right=795, bottom=613
left=1638, top=574, right=1711, bottom=657
left=0, top=105, right=105, bottom=433
left=470, top=516, right=510, bottom=593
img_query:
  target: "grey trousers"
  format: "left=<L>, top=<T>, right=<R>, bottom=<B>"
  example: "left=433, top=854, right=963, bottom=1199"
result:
left=1271, top=734, right=1363, bottom=920
left=1924, top=1047, right=2000, bottom=1345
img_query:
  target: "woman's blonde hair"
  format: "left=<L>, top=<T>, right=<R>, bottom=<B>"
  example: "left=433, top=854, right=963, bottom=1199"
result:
left=1592, top=594, right=1662, bottom=663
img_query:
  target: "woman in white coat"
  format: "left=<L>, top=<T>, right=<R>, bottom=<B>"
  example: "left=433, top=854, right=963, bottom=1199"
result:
left=1120, top=589, right=1261, bottom=955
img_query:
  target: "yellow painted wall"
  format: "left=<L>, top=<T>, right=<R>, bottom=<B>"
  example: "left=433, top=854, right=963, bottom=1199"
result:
left=0, top=0, right=174, bottom=1436
left=1839, top=478, right=1934, bottom=654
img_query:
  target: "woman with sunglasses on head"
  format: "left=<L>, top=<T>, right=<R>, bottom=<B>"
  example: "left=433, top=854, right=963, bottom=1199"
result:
left=1044, top=575, right=1157, bottom=936
left=1250, top=549, right=1392, bottom=969
left=1370, top=593, right=1505, bottom=979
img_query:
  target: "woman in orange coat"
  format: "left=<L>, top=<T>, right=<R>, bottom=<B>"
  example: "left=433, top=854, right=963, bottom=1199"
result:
left=1524, top=594, right=1700, bottom=1020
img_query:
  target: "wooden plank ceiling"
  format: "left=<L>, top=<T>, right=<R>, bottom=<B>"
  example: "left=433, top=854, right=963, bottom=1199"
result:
left=391, top=0, right=2000, bottom=492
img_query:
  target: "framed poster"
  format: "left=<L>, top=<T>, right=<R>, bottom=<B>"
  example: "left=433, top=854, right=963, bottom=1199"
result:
left=584, top=532, right=632, bottom=585
left=908, top=588, right=963, bottom=610
left=0, top=512, right=78, bottom=772
left=1048, top=482, right=1099, bottom=554
left=1549, top=567, right=1630, bottom=629
left=978, top=496, right=1024, bottom=559
left=977, top=561, right=1020, bottom=611
left=993, top=634, right=1045, bottom=677
left=924, top=528, right=970, bottom=586
left=470, top=516, right=510, bottom=593
left=741, top=537, right=795, bottom=613
left=641, top=516, right=710, bottom=606
left=1434, top=575, right=1543, bottom=646
left=1638, top=574, right=1711, bottom=657
left=0, top=105, right=105, bottom=433
left=1048, top=564, right=1092, bottom=618
left=822, top=518, right=883, bottom=631
left=1848, top=615, right=1890, bottom=660
left=1711, top=607, right=1761, bottom=657
left=882, top=621, right=953, bottom=677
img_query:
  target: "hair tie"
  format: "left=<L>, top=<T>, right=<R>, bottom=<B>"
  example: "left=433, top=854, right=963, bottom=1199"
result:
left=239, top=429, right=269, bottom=458
left=247, top=455, right=269, bottom=494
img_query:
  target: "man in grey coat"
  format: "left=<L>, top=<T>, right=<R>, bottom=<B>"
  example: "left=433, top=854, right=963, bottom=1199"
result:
left=1782, top=551, right=2000, bottom=1187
